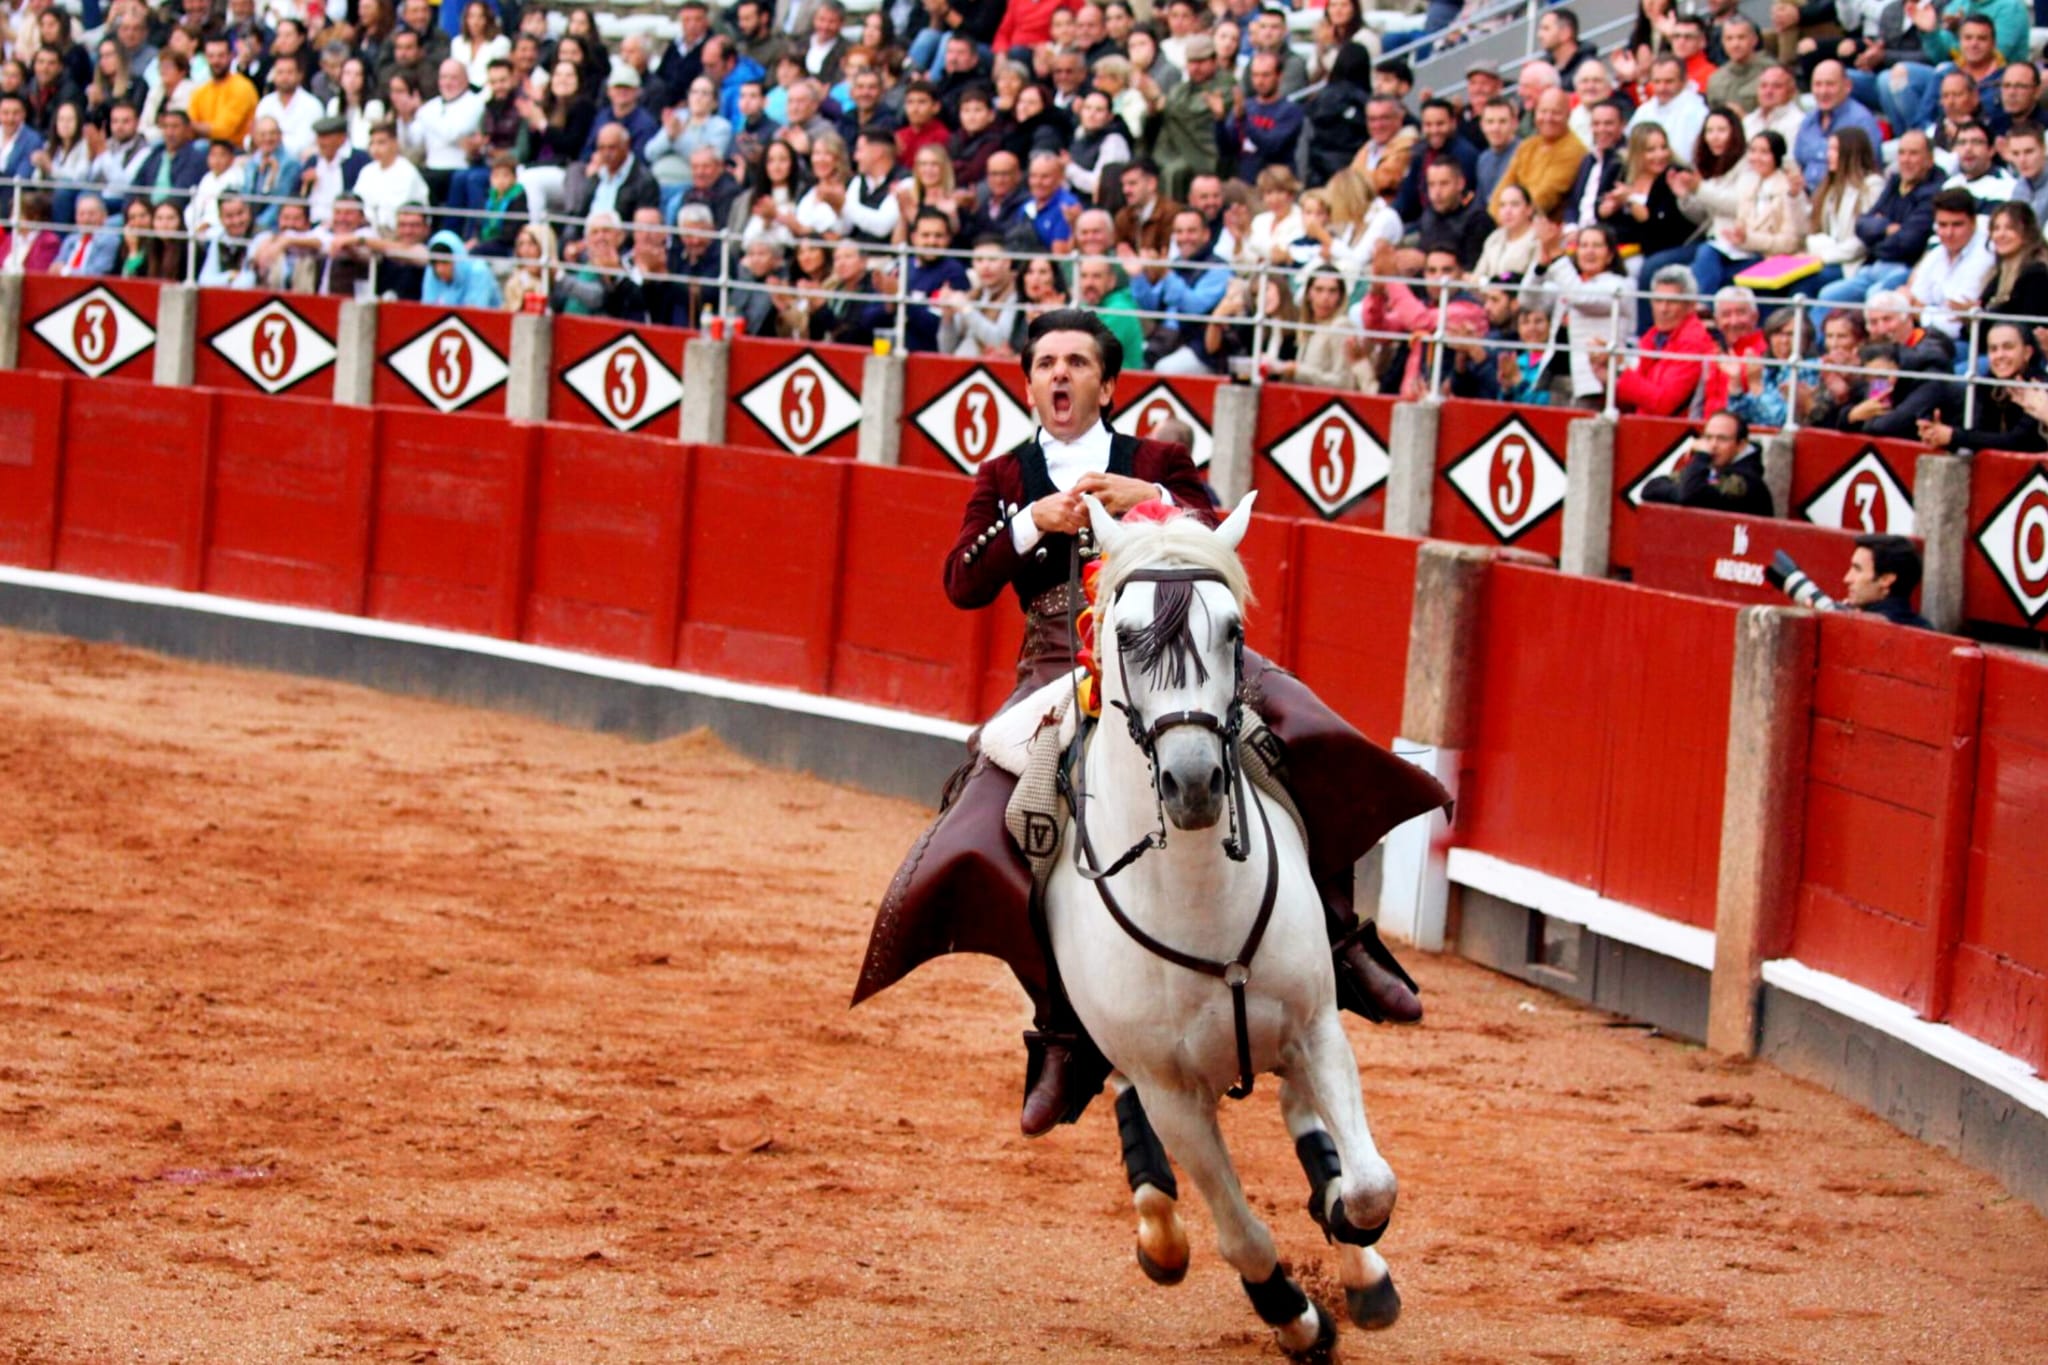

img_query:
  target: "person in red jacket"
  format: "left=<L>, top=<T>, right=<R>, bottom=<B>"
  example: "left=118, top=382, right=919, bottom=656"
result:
left=1611, top=264, right=1719, bottom=416
left=994, top=0, right=1080, bottom=57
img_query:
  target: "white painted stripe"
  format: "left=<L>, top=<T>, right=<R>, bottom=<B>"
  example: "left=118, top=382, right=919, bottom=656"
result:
left=1762, top=958, right=2048, bottom=1119
left=1445, top=847, right=1718, bottom=971
left=0, top=566, right=976, bottom=745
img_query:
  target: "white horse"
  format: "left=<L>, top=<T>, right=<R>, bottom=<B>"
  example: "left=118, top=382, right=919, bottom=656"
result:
left=1044, top=493, right=1402, bottom=1356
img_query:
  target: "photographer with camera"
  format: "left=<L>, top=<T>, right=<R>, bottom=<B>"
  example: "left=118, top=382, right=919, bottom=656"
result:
left=1639, top=410, right=1775, bottom=516
left=1765, top=535, right=1934, bottom=629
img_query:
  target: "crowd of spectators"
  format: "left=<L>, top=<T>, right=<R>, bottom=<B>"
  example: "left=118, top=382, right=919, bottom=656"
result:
left=2, top=0, right=2047, bottom=451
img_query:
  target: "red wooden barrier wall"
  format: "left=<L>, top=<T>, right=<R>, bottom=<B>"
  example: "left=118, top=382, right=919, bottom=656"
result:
left=1791, top=617, right=1983, bottom=1011
left=899, top=354, right=1035, bottom=475
left=373, top=301, right=513, bottom=415
left=205, top=393, right=377, bottom=613
left=1112, top=371, right=1221, bottom=470
left=831, top=462, right=987, bottom=720
left=1632, top=504, right=1920, bottom=612
left=1790, top=430, right=1920, bottom=536
left=1951, top=651, right=2048, bottom=1070
left=15, top=276, right=161, bottom=382
left=367, top=412, right=538, bottom=637
left=1249, top=386, right=1396, bottom=528
left=1287, top=522, right=1417, bottom=746
left=723, top=337, right=866, bottom=459
left=548, top=314, right=688, bottom=434
left=676, top=447, right=850, bottom=687
left=54, top=379, right=214, bottom=589
left=1965, top=451, right=2048, bottom=633
left=193, top=291, right=343, bottom=399
left=1430, top=400, right=1586, bottom=560
left=1461, top=565, right=1735, bottom=928
left=0, top=369, right=66, bottom=569
left=524, top=426, right=691, bottom=666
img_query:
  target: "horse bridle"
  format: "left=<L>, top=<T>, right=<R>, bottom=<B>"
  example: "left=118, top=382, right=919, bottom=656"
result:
left=1064, top=564, right=1279, bottom=1101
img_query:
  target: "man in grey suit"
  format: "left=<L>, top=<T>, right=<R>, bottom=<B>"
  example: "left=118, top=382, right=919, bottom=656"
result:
left=52, top=194, right=122, bottom=277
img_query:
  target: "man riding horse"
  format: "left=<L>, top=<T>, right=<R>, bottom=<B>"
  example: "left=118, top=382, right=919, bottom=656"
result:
left=855, top=309, right=1450, bottom=1135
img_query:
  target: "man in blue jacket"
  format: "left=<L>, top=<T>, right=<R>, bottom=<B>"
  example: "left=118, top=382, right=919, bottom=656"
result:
left=0, top=93, right=44, bottom=216
left=904, top=208, right=970, bottom=352
left=422, top=229, right=504, bottom=308
left=1814, top=130, right=1940, bottom=318
left=1131, top=207, right=1232, bottom=375
left=1223, top=51, right=1303, bottom=182
left=52, top=193, right=122, bottom=277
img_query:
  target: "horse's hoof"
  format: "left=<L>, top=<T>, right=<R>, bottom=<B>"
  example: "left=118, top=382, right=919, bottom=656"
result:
left=1347, top=1273, right=1402, bottom=1330
left=1280, top=1302, right=1339, bottom=1360
left=1135, top=1242, right=1188, bottom=1286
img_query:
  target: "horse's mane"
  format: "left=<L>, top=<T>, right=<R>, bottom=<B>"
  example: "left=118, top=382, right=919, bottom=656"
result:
left=1096, top=510, right=1253, bottom=611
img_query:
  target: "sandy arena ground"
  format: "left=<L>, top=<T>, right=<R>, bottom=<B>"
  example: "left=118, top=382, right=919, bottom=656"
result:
left=1, top=627, right=2045, bottom=1364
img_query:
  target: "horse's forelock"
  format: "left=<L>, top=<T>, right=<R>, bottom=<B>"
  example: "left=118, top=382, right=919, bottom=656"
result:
left=1097, top=511, right=1253, bottom=613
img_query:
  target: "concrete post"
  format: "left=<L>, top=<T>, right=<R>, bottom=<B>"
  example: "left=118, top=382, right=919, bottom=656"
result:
left=1384, top=400, right=1441, bottom=538
left=1209, top=382, right=1258, bottom=509
left=151, top=284, right=198, bottom=387
left=1914, top=454, right=1971, bottom=634
left=0, top=273, right=21, bottom=370
left=1707, top=605, right=1819, bottom=1058
left=505, top=311, right=552, bottom=421
left=1762, top=431, right=1796, bottom=521
left=680, top=337, right=729, bottom=444
left=332, top=300, right=378, bottom=407
left=857, top=350, right=903, bottom=465
left=1379, top=541, right=1493, bottom=951
left=1560, top=416, right=1616, bottom=578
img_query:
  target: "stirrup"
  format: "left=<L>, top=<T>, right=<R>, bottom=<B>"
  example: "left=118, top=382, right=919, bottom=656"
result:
left=1331, top=919, right=1420, bottom=1023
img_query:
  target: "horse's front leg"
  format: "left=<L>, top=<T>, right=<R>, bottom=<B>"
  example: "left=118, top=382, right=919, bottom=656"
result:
left=1292, top=1009, right=1397, bottom=1240
left=1134, top=1081, right=1333, bottom=1358
left=1110, top=1075, right=1189, bottom=1285
left=1280, top=1074, right=1401, bottom=1330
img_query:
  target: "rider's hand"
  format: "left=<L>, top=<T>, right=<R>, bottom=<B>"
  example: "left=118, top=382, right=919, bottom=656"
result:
left=1074, top=471, right=1164, bottom=516
left=1031, top=490, right=1088, bottom=534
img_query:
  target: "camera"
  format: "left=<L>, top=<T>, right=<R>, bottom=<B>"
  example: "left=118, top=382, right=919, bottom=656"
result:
left=1764, top=551, right=1841, bottom=612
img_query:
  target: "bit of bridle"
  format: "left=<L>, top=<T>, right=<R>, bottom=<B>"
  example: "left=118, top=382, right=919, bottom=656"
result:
left=1064, top=564, right=1279, bottom=1101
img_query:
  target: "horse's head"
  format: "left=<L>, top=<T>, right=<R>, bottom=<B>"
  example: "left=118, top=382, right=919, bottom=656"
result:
left=1085, top=492, right=1256, bottom=832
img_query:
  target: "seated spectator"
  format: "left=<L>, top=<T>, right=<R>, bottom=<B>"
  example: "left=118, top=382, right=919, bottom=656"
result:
left=1926, top=68, right=1989, bottom=167
left=31, top=99, right=92, bottom=222
left=729, top=237, right=787, bottom=339
left=194, top=191, right=258, bottom=288
left=1639, top=411, right=1774, bottom=515
left=903, top=208, right=970, bottom=352
left=1703, top=286, right=1769, bottom=414
left=1972, top=202, right=2048, bottom=355
left=1355, top=240, right=1492, bottom=401
left=255, top=50, right=322, bottom=161
left=1473, top=97, right=1522, bottom=209
left=88, top=103, right=153, bottom=212
left=0, top=187, right=57, bottom=272
left=563, top=123, right=660, bottom=244
left=1918, top=321, right=2048, bottom=455
left=1743, top=62, right=1804, bottom=147
left=552, top=210, right=645, bottom=318
left=418, top=228, right=500, bottom=308
left=1568, top=63, right=1630, bottom=150
left=1067, top=88, right=1132, bottom=201
left=1706, top=16, right=1769, bottom=111
left=1394, top=97, right=1480, bottom=225
left=937, top=237, right=1023, bottom=357
left=804, top=241, right=892, bottom=345
left=1564, top=99, right=1630, bottom=232
left=1816, top=339, right=1952, bottom=435
left=1816, top=130, right=1939, bottom=314
left=947, top=85, right=1002, bottom=187
left=190, top=34, right=257, bottom=147
left=1942, top=121, right=2016, bottom=214
left=121, top=198, right=189, bottom=280
left=1415, top=158, right=1493, bottom=272
left=1907, top=186, right=1995, bottom=341
left=1611, top=264, right=1719, bottom=416
left=466, top=152, right=526, bottom=256
left=363, top=205, right=435, bottom=300
left=1013, top=254, right=1073, bottom=347
left=1794, top=127, right=1885, bottom=299
left=239, top=118, right=300, bottom=231
left=1598, top=124, right=1693, bottom=286
left=52, top=192, right=120, bottom=277
left=500, top=221, right=557, bottom=311
left=1793, top=60, right=1879, bottom=188
left=1203, top=271, right=1296, bottom=380
left=839, top=127, right=905, bottom=245
left=1667, top=105, right=1749, bottom=275
left=1666, top=15, right=1720, bottom=95
left=1629, top=55, right=1710, bottom=161
left=1017, top=150, right=1079, bottom=252
left=630, top=210, right=690, bottom=328
left=1880, top=10, right=2015, bottom=145
left=353, top=119, right=431, bottom=234
left=736, top=139, right=809, bottom=245
left=184, top=138, right=241, bottom=237
left=1302, top=42, right=1372, bottom=188
left=1227, top=50, right=1303, bottom=183
left=327, top=57, right=388, bottom=151
left=583, top=64, right=657, bottom=162
left=1282, top=173, right=1394, bottom=283
left=1533, top=223, right=1634, bottom=407
left=1130, top=206, right=1229, bottom=368
left=132, top=107, right=208, bottom=207
left=1691, top=129, right=1810, bottom=297
left=1724, top=305, right=1813, bottom=429
left=451, top=2, right=511, bottom=91
left=1247, top=166, right=1303, bottom=265
left=2008, top=121, right=2048, bottom=224
left=681, top=145, right=743, bottom=227
left=1270, top=267, right=1358, bottom=390
left=1493, top=89, right=1587, bottom=221
left=895, top=79, right=950, bottom=163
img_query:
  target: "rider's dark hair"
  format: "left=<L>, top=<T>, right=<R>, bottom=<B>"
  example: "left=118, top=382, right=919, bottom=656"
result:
left=1020, top=308, right=1125, bottom=384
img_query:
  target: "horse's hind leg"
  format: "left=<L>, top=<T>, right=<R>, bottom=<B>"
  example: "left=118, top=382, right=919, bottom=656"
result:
left=1281, top=1076, right=1401, bottom=1331
left=1111, top=1076, right=1189, bottom=1286
left=1135, top=1082, right=1333, bottom=1358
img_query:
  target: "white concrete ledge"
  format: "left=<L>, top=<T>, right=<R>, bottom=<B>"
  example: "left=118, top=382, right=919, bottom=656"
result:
left=1447, top=846, right=1718, bottom=972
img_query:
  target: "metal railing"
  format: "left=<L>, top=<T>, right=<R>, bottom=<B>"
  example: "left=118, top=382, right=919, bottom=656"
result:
left=7, top=173, right=2045, bottom=445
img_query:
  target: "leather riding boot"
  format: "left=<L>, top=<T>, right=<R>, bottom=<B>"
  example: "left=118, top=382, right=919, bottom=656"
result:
left=1020, top=1030, right=1080, bottom=1137
left=1322, top=872, right=1422, bottom=1024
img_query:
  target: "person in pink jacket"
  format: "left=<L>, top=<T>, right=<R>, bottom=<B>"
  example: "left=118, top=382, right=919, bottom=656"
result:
left=1353, top=241, right=1491, bottom=399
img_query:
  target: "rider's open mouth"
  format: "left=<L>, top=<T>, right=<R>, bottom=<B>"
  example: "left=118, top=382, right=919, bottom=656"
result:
left=1051, top=389, right=1073, bottom=420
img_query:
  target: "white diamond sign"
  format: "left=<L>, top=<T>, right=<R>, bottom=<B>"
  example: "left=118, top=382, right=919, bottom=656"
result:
left=206, top=299, right=338, bottom=394
left=383, top=315, right=510, bottom=413
left=912, top=366, right=1033, bottom=474
left=1975, top=468, right=2048, bottom=624
left=29, top=285, right=155, bottom=378
left=1262, top=401, right=1389, bottom=519
left=1799, top=447, right=1915, bottom=537
left=736, top=353, right=861, bottom=455
left=1113, top=383, right=1212, bottom=468
left=560, top=334, right=683, bottom=432
left=1442, top=415, right=1568, bottom=543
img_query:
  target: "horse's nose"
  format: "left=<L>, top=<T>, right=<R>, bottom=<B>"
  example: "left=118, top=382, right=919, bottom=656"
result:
left=1160, top=769, right=1181, bottom=804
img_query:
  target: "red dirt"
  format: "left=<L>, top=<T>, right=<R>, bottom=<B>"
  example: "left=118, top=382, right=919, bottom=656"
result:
left=2, top=628, right=2044, bottom=1364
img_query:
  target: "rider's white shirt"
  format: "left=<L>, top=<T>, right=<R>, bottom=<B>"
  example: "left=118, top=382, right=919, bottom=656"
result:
left=1011, top=422, right=1175, bottom=554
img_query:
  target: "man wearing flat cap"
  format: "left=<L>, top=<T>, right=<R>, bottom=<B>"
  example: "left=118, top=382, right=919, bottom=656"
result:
left=1153, top=32, right=1235, bottom=200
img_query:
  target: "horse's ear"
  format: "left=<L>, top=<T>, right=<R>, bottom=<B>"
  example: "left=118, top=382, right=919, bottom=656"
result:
left=1084, top=493, right=1128, bottom=558
left=1214, top=491, right=1257, bottom=552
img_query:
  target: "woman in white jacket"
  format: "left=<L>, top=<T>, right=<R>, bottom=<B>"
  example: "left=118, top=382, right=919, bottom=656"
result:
left=1689, top=128, right=1811, bottom=297
left=1671, top=106, right=1750, bottom=261
left=1468, top=183, right=1544, bottom=284
left=1797, top=127, right=1884, bottom=299
left=936, top=240, right=1022, bottom=357
left=1534, top=224, right=1635, bottom=408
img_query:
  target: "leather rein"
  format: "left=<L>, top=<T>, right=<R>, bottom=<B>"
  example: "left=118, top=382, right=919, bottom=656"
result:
left=1063, top=564, right=1280, bottom=1101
